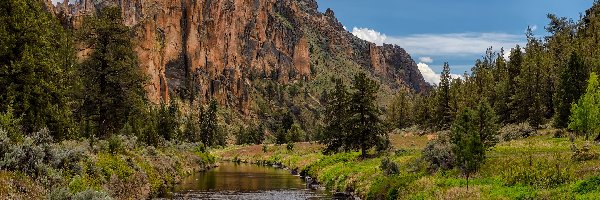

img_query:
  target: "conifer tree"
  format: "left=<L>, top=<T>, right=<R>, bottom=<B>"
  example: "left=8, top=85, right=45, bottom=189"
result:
left=200, top=99, right=224, bottom=146
left=0, top=0, right=78, bottom=139
left=347, top=73, right=387, bottom=158
left=78, top=6, right=147, bottom=138
left=555, top=52, right=588, bottom=128
left=437, top=62, right=453, bottom=129
left=321, top=78, right=350, bottom=153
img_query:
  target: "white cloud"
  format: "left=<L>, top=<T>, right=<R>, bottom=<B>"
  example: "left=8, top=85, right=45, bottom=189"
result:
left=351, top=27, right=387, bottom=45
left=417, top=62, right=462, bottom=85
left=351, top=27, right=525, bottom=57
left=419, top=57, right=433, bottom=63
left=530, top=25, right=538, bottom=32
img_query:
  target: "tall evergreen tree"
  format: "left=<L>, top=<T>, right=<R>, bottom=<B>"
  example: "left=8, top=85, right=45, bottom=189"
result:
left=321, top=78, right=350, bottom=153
left=437, top=62, right=453, bottom=129
left=450, top=102, right=497, bottom=190
left=200, top=99, right=223, bottom=146
left=555, top=52, right=588, bottom=128
left=388, top=89, right=412, bottom=129
left=347, top=73, right=387, bottom=158
left=78, top=6, right=147, bottom=138
left=0, top=0, right=78, bottom=139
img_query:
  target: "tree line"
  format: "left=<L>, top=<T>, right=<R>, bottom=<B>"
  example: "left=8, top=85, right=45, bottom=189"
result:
left=388, top=3, right=600, bottom=142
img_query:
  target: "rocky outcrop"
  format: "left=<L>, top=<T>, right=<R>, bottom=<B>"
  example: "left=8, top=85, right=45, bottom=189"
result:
left=54, top=0, right=430, bottom=112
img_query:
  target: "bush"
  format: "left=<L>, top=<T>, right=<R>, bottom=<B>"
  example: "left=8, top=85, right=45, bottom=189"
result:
left=0, top=129, right=51, bottom=177
left=574, top=175, right=600, bottom=194
left=498, top=123, right=535, bottom=142
left=380, top=157, right=400, bottom=176
left=572, top=143, right=598, bottom=161
left=72, top=189, right=112, bottom=200
left=422, top=132, right=454, bottom=172
left=235, top=126, right=264, bottom=145
left=107, top=135, right=123, bottom=154
left=286, top=143, right=294, bottom=151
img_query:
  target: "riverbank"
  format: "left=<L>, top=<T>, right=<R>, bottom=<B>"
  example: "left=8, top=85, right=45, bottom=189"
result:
left=214, top=132, right=600, bottom=199
left=0, top=134, right=216, bottom=199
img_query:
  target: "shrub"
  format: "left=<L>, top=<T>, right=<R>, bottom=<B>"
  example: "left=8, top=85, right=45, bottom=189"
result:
left=574, top=175, right=600, bottom=194
left=48, top=188, right=72, bottom=200
left=572, top=143, right=598, bottom=161
left=380, top=157, right=400, bottom=176
left=498, top=123, right=535, bottom=142
left=72, top=189, right=112, bottom=200
left=107, top=135, right=123, bottom=154
left=0, top=130, right=50, bottom=177
left=286, top=143, right=294, bottom=151
left=49, top=143, right=84, bottom=173
left=422, top=132, right=454, bottom=172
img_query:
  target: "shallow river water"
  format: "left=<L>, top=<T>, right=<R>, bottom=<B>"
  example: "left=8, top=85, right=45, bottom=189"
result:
left=168, top=162, right=332, bottom=200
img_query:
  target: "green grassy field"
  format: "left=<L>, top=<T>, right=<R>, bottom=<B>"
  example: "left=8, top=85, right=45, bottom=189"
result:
left=214, top=131, right=600, bottom=200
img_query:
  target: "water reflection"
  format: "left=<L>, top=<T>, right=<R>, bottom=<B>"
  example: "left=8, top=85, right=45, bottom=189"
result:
left=171, top=162, right=330, bottom=200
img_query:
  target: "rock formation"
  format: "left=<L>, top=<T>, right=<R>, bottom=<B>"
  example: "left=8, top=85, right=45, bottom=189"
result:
left=51, top=0, right=430, bottom=113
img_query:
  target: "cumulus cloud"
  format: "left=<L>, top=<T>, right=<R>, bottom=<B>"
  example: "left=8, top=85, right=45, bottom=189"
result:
left=419, top=57, right=433, bottom=63
left=417, top=62, right=462, bottom=85
left=351, top=27, right=525, bottom=57
left=351, top=27, right=388, bottom=45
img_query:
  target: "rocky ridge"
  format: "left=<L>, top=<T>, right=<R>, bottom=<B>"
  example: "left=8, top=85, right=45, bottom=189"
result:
left=51, top=0, right=430, bottom=113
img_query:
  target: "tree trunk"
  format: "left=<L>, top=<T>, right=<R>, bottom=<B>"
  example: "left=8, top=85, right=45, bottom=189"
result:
left=466, top=173, right=469, bottom=191
left=361, top=145, right=367, bottom=159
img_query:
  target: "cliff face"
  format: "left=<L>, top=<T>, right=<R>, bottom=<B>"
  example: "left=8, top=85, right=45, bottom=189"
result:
left=54, top=0, right=429, bottom=112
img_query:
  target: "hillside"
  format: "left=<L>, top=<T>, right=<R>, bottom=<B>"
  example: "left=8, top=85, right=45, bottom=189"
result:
left=52, top=0, right=429, bottom=109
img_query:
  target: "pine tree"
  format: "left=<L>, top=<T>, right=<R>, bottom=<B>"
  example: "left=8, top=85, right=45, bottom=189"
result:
left=450, top=108, right=484, bottom=190
left=0, top=0, right=78, bottom=139
left=555, top=52, right=588, bottom=128
left=388, top=89, right=412, bottom=129
left=347, top=73, right=387, bottom=158
left=200, top=99, right=223, bottom=146
left=321, top=78, right=350, bottom=153
left=78, top=6, right=147, bottom=138
left=437, top=62, right=453, bottom=129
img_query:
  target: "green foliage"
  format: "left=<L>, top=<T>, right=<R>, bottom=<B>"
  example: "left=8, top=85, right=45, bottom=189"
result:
left=286, top=142, right=294, bottom=151
left=569, top=73, right=600, bottom=141
left=157, top=100, right=179, bottom=141
left=379, top=157, right=399, bottom=176
left=0, top=0, right=78, bottom=139
left=0, top=107, right=22, bottom=141
left=107, top=135, right=123, bottom=155
left=387, top=89, right=413, bottom=129
left=500, top=158, right=573, bottom=189
left=450, top=108, right=485, bottom=189
left=574, top=175, right=600, bottom=194
left=422, top=132, right=455, bottom=171
left=437, top=62, right=453, bottom=129
left=498, top=123, right=536, bottom=142
left=78, top=6, right=147, bottom=138
left=321, top=73, right=388, bottom=157
left=555, top=52, right=589, bottom=129
left=200, top=99, right=225, bottom=147
left=287, top=123, right=304, bottom=143
left=235, top=126, right=264, bottom=145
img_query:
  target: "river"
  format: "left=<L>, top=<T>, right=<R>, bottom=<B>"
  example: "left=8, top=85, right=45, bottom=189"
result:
left=167, top=162, right=332, bottom=200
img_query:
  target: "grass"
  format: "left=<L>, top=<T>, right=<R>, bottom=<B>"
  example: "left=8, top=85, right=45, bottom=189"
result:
left=214, top=131, right=600, bottom=199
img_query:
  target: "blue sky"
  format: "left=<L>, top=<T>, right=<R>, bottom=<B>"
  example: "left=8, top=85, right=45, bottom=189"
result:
left=316, top=0, right=594, bottom=84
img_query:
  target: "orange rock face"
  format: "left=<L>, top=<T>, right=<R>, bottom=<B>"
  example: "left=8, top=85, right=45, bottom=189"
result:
left=56, top=0, right=429, bottom=113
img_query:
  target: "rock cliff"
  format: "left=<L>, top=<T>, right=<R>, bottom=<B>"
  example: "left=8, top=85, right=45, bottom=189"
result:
left=52, top=0, right=430, bottom=113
